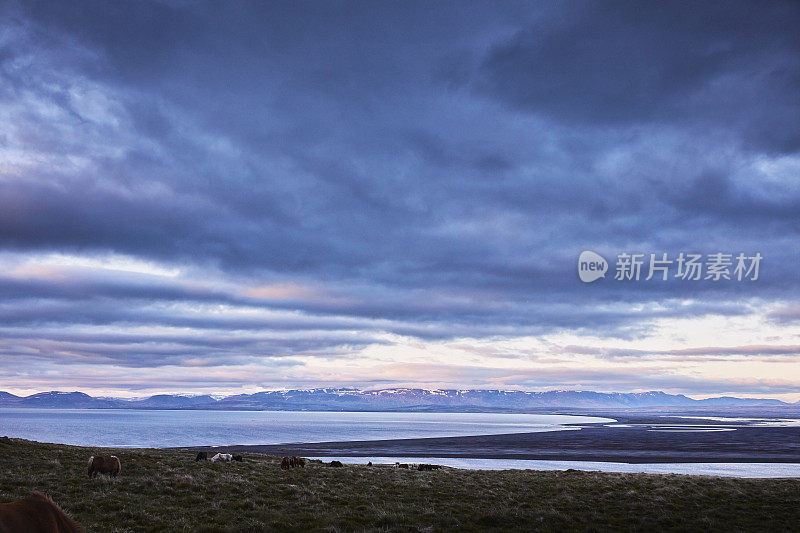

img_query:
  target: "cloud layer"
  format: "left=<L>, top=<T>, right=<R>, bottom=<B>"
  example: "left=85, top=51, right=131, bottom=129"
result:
left=1, top=1, right=799, bottom=398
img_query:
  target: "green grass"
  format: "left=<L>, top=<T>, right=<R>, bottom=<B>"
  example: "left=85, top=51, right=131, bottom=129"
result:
left=1, top=438, right=799, bottom=532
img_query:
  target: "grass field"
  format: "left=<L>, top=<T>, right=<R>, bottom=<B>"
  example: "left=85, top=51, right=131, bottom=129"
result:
left=1, top=438, right=799, bottom=532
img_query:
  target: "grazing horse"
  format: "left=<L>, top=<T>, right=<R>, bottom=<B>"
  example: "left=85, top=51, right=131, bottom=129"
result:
left=329, top=460, right=343, bottom=468
left=195, top=452, right=208, bottom=462
left=280, top=457, right=292, bottom=470
left=291, top=456, right=306, bottom=468
left=232, top=455, right=243, bottom=462
left=395, top=462, right=409, bottom=469
left=417, top=464, right=441, bottom=471
left=87, top=455, right=121, bottom=478
left=0, top=492, right=82, bottom=533
left=210, top=453, right=232, bottom=462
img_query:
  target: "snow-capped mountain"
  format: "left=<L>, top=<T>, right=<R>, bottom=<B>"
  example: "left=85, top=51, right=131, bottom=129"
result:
left=0, top=388, right=789, bottom=410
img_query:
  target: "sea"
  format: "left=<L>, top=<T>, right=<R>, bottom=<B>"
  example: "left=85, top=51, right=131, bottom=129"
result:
left=311, top=456, right=800, bottom=478
left=0, top=408, right=608, bottom=447
left=3, top=408, right=800, bottom=477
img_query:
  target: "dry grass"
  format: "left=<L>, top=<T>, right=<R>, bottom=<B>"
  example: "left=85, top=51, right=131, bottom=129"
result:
left=1, top=438, right=799, bottom=532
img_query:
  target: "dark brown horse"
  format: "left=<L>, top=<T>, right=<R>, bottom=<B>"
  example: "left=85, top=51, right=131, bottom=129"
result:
left=0, top=492, right=82, bottom=533
left=280, top=456, right=306, bottom=469
left=195, top=452, right=208, bottom=462
left=87, top=455, right=121, bottom=478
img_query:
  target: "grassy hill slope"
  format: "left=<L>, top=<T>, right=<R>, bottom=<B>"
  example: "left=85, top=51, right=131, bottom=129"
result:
left=1, top=438, right=799, bottom=532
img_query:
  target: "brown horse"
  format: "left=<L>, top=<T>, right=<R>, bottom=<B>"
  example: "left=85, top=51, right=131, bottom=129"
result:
left=280, top=456, right=292, bottom=470
left=291, top=456, right=306, bottom=468
left=87, top=455, right=121, bottom=478
left=195, top=451, right=208, bottom=462
left=0, top=492, right=82, bottom=533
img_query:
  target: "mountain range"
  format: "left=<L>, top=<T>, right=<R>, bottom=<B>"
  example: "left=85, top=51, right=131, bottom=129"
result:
left=0, top=389, right=794, bottom=411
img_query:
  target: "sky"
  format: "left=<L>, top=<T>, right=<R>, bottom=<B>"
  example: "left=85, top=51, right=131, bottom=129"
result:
left=0, top=0, right=799, bottom=400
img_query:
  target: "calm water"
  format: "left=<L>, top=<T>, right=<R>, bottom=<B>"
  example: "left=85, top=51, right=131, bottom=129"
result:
left=313, top=457, right=800, bottom=478
left=0, top=408, right=612, bottom=448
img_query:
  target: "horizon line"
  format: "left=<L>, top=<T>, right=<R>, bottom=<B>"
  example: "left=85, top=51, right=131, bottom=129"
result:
left=1, top=387, right=796, bottom=404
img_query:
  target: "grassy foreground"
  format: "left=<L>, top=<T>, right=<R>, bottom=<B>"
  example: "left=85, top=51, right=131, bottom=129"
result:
left=1, top=439, right=799, bottom=532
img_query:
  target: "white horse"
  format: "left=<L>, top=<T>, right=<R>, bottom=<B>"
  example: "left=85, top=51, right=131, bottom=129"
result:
left=210, top=453, right=232, bottom=462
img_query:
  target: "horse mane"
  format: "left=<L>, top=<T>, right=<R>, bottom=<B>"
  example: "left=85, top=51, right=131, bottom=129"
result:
left=29, top=492, right=84, bottom=533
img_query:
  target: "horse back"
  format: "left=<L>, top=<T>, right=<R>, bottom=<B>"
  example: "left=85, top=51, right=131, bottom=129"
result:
left=0, top=493, right=82, bottom=533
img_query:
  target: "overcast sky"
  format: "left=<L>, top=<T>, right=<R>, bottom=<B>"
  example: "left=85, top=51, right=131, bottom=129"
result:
left=1, top=0, right=799, bottom=399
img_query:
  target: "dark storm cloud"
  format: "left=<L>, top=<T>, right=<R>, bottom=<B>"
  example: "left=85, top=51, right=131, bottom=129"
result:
left=476, top=0, right=800, bottom=153
left=0, top=1, right=798, bottom=393
left=0, top=329, right=377, bottom=368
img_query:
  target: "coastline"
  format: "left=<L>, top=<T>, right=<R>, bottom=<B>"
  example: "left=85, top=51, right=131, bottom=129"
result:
left=190, top=413, right=800, bottom=464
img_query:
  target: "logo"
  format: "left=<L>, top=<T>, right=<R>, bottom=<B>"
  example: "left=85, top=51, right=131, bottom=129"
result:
left=576, top=251, right=761, bottom=283
left=578, top=250, right=608, bottom=283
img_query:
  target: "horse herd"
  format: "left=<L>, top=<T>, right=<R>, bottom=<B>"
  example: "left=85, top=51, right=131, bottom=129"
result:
left=0, top=452, right=444, bottom=532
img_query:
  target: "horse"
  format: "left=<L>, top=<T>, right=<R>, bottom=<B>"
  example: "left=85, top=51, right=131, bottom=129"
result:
left=232, top=455, right=243, bottom=462
left=280, top=457, right=292, bottom=470
left=0, top=492, right=82, bottom=533
left=87, top=455, right=121, bottom=478
left=210, top=453, right=232, bottom=462
left=417, top=464, right=441, bottom=471
left=291, top=456, right=306, bottom=468
left=329, top=460, right=343, bottom=467
left=395, top=462, right=409, bottom=469
left=195, top=452, right=208, bottom=462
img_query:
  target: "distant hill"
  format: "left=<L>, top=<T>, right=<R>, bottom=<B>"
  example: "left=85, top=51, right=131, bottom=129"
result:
left=133, top=394, right=219, bottom=408
left=17, top=391, right=121, bottom=409
left=0, top=388, right=790, bottom=411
